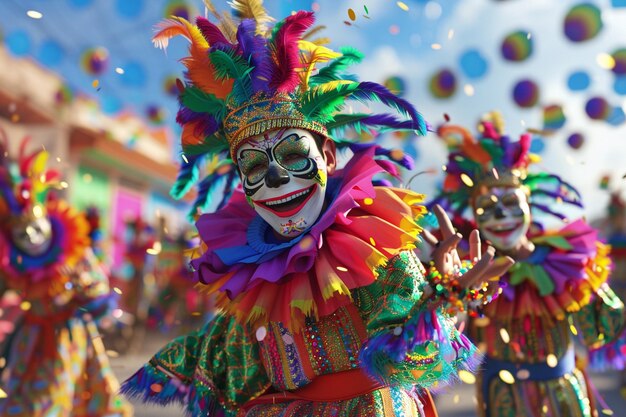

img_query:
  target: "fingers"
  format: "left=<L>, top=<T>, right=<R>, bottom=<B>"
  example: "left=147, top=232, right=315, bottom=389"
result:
left=458, top=246, right=495, bottom=288
left=421, top=228, right=439, bottom=247
left=469, top=229, right=481, bottom=261
left=433, top=204, right=456, bottom=240
left=482, top=256, right=515, bottom=281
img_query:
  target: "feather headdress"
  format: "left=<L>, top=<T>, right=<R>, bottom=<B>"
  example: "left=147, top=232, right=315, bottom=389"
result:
left=432, top=113, right=582, bottom=224
left=156, top=2, right=427, bottom=217
left=0, top=131, right=61, bottom=221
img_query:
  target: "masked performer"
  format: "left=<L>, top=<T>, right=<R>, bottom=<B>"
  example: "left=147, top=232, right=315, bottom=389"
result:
left=432, top=116, right=625, bottom=417
left=0, top=135, right=131, bottom=417
left=121, top=4, right=511, bottom=416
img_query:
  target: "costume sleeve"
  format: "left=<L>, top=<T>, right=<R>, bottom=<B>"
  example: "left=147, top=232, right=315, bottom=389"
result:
left=358, top=250, right=479, bottom=388
left=575, top=283, right=626, bottom=370
left=121, top=312, right=271, bottom=417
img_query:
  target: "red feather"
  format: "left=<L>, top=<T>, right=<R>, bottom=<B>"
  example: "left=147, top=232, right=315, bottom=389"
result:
left=270, top=11, right=315, bottom=93
left=514, top=133, right=531, bottom=168
left=196, top=17, right=232, bottom=47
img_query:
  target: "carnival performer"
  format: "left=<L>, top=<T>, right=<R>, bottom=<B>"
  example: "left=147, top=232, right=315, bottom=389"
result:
left=121, top=3, right=513, bottom=416
left=431, top=115, right=625, bottom=417
left=0, top=134, right=131, bottom=417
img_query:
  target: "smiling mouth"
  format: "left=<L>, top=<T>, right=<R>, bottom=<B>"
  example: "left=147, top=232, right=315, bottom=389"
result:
left=485, top=222, right=522, bottom=237
left=254, top=184, right=317, bottom=218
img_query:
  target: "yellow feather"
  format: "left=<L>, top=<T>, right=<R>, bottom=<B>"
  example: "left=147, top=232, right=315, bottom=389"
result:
left=228, top=0, right=274, bottom=35
left=298, top=41, right=342, bottom=90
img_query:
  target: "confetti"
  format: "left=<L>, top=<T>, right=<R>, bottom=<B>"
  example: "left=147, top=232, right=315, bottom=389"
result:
left=20, top=301, right=31, bottom=311
left=0, top=388, right=6, bottom=398
left=453, top=394, right=460, bottom=403
left=431, top=43, right=442, bottom=50
left=92, top=79, right=100, bottom=89
left=459, top=370, right=476, bottom=384
left=113, top=287, right=123, bottom=295
left=597, top=53, right=616, bottom=70
left=546, top=354, right=558, bottom=367
left=115, top=67, right=125, bottom=74
left=336, top=266, right=348, bottom=272
left=364, top=5, right=369, bottom=14
left=347, top=8, right=356, bottom=21
left=602, top=409, right=614, bottom=416
left=464, top=84, right=475, bottom=96
left=146, top=241, right=162, bottom=255
left=27, top=10, right=43, bottom=19
left=499, top=370, right=515, bottom=384
left=499, top=328, right=510, bottom=343
left=397, top=2, right=409, bottom=12
left=460, top=173, right=474, bottom=187
left=150, top=383, right=163, bottom=393
left=106, top=350, right=120, bottom=358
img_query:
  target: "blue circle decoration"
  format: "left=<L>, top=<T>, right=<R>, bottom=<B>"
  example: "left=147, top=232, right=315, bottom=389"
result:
left=458, top=49, right=488, bottom=79
left=119, top=61, right=147, bottom=87
left=607, top=106, right=626, bottom=126
left=567, top=133, right=585, bottom=149
left=5, top=30, right=31, bottom=56
left=530, top=137, right=545, bottom=153
left=68, top=0, right=94, bottom=7
left=614, top=76, right=626, bottom=95
left=116, top=0, right=144, bottom=19
left=567, top=71, right=590, bottom=91
left=37, top=40, right=65, bottom=68
left=612, top=0, right=626, bottom=8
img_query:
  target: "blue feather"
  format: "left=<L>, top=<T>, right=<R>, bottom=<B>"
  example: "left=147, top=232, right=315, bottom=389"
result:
left=170, top=154, right=205, bottom=200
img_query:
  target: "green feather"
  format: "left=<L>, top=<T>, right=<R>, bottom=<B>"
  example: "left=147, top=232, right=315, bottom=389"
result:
left=310, top=46, right=363, bottom=86
left=209, top=49, right=253, bottom=103
left=181, top=135, right=229, bottom=156
left=181, top=87, right=227, bottom=119
left=299, top=82, right=359, bottom=121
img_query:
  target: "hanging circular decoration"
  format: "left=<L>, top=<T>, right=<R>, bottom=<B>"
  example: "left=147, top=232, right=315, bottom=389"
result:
left=163, top=75, right=180, bottom=97
left=116, top=0, right=144, bottom=19
left=566, top=133, right=585, bottom=149
left=607, top=106, right=626, bottom=126
left=501, top=30, right=533, bottom=62
left=542, top=105, right=566, bottom=130
left=529, top=137, right=545, bottom=154
left=5, top=30, right=32, bottom=57
left=563, top=3, right=603, bottom=43
left=164, top=0, right=194, bottom=20
left=54, top=84, right=74, bottom=105
left=614, top=76, right=626, bottom=95
left=584, top=96, right=611, bottom=120
left=429, top=68, right=457, bottom=99
left=146, top=105, right=166, bottom=124
left=37, top=39, right=65, bottom=68
left=119, top=61, right=147, bottom=87
left=383, top=76, right=407, bottom=97
left=512, top=79, right=539, bottom=108
left=458, top=49, right=488, bottom=79
left=611, top=48, right=626, bottom=74
left=80, top=47, right=109, bottom=75
left=567, top=70, right=591, bottom=91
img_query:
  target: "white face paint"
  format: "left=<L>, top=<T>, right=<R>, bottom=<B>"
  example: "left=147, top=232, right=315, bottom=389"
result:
left=10, top=215, right=53, bottom=256
left=473, top=187, right=531, bottom=251
left=236, top=128, right=328, bottom=239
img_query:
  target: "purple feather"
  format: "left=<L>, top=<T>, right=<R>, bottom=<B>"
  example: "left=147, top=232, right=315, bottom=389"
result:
left=236, top=19, right=273, bottom=93
left=269, top=11, right=315, bottom=93
left=176, top=108, right=219, bottom=138
left=500, top=135, right=514, bottom=167
left=350, top=82, right=427, bottom=135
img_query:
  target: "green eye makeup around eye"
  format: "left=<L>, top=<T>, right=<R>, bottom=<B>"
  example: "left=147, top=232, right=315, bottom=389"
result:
left=238, top=150, right=269, bottom=184
left=275, top=134, right=310, bottom=169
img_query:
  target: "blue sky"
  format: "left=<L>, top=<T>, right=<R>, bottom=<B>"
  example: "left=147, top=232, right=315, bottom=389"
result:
left=2, top=0, right=626, bottom=220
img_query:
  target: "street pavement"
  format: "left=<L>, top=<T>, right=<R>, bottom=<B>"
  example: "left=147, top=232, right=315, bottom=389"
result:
left=110, top=331, right=626, bottom=417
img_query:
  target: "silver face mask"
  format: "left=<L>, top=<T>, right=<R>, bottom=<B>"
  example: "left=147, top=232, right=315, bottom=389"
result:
left=473, top=187, right=531, bottom=251
left=10, top=215, right=53, bottom=256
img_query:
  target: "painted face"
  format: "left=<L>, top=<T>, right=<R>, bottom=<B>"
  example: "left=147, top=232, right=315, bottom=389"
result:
left=10, top=215, right=53, bottom=256
left=236, top=128, right=328, bottom=238
left=473, top=186, right=531, bottom=251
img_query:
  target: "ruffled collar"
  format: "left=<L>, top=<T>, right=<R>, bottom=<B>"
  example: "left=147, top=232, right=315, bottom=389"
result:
left=485, top=219, right=610, bottom=319
left=192, top=148, right=425, bottom=329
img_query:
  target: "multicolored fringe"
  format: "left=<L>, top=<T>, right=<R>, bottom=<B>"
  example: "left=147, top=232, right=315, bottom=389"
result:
left=588, top=330, right=626, bottom=371
left=360, top=305, right=480, bottom=389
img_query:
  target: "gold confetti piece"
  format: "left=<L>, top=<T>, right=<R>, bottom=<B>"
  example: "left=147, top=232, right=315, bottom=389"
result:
left=570, top=324, right=578, bottom=336
left=397, top=1, right=409, bottom=11
left=499, top=369, right=515, bottom=384
left=459, top=370, right=476, bottom=384
left=499, top=328, right=510, bottom=344
left=113, top=287, right=123, bottom=295
left=369, top=237, right=376, bottom=246
left=92, top=79, right=100, bottom=89
left=542, top=405, right=548, bottom=413
left=27, top=10, right=43, bottom=19
left=60, top=181, right=69, bottom=189
left=363, top=197, right=374, bottom=205
left=115, top=67, right=124, bottom=74
left=191, top=312, right=202, bottom=316
left=464, top=84, right=475, bottom=96
left=348, top=8, right=356, bottom=21
left=20, top=301, right=31, bottom=311
left=597, top=53, right=616, bottom=70
left=453, top=394, right=460, bottom=403
left=0, top=357, right=5, bottom=368
left=146, top=241, right=162, bottom=255
left=431, top=43, right=442, bottom=50
left=150, top=383, right=163, bottom=393
left=602, top=409, right=614, bottom=415
left=336, top=266, right=348, bottom=272
left=0, top=388, right=6, bottom=398
left=546, top=354, right=558, bottom=368
left=460, top=173, right=474, bottom=187
left=106, top=350, right=120, bottom=358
